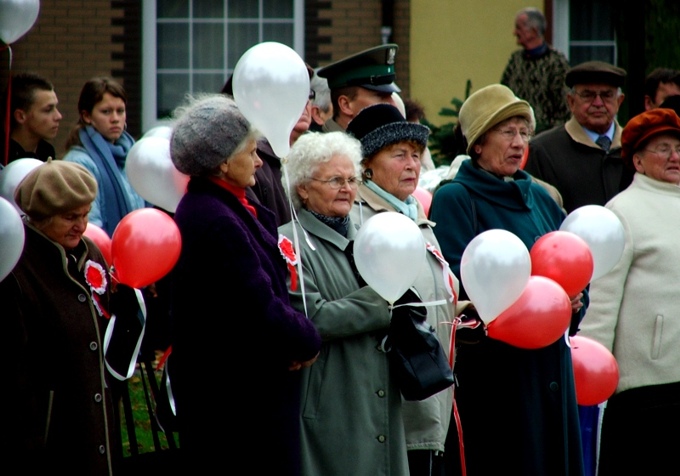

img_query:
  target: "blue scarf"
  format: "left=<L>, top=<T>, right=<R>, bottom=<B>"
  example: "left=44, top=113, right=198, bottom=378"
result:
left=79, top=125, right=136, bottom=236
left=363, top=180, right=419, bottom=221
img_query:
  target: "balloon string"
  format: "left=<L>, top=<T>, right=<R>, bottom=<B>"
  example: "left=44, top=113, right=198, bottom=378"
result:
left=3, top=44, right=13, bottom=166
left=389, top=299, right=448, bottom=311
left=450, top=316, right=467, bottom=476
left=281, top=156, right=314, bottom=319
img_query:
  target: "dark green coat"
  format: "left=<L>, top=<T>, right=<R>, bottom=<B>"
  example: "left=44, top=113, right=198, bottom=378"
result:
left=430, top=159, right=585, bottom=476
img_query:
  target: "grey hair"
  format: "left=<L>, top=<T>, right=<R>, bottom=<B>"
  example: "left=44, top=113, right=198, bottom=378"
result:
left=311, top=70, right=332, bottom=114
left=518, top=7, right=546, bottom=37
left=283, top=131, right=363, bottom=210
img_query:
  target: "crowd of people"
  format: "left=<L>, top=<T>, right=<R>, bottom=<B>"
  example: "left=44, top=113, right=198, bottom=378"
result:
left=2, top=5, right=680, bottom=476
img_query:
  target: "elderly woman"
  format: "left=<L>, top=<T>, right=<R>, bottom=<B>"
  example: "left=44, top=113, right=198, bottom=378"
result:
left=278, top=131, right=409, bottom=475
left=168, top=95, right=321, bottom=475
left=0, top=159, right=122, bottom=474
left=346, top=103, right=457, bottom=476
left=429, top=84, right=586, bottom=475
left=579, top=108, right=680, bottom=476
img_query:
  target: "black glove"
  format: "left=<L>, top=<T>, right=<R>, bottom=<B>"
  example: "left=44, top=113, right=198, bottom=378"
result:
left=392, top=288, right=427, bottom=323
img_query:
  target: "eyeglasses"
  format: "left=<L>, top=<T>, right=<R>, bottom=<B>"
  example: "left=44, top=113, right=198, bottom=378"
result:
left=643, top=144, right=680, bottom=159
left=573, top=89, right=617, bottom=102
left=310, top=176, right=359, bottom=190
left=308, top=90, right=316, bottom=101
left=494, top=127, right=531, bottom=142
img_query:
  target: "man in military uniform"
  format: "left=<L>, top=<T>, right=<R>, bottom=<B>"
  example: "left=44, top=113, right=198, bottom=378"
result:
left=317, top=44, right=400, bottom=132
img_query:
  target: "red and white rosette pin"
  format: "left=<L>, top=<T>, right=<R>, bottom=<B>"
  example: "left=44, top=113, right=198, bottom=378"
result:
left=426, top=242, right=457, bottom=304
left=278, top=234, right=298, bottom=291
left=85, top=260, right=110, bottom=318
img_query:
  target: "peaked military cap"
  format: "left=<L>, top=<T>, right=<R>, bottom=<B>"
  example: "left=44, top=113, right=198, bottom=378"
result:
left=317, top=44, right=400, bottom=93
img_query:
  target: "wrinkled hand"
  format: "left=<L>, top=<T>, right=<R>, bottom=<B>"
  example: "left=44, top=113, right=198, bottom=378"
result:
left=570, top=292, right=584, bottom=314
left=288, top=352, right=320, bottom=371
left=455, top=305, right=486, bottom=344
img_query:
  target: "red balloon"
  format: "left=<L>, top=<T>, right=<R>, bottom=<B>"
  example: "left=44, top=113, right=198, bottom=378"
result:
left=412, top=187, right=432, bottom=216
left=570, top=335, right=619, bottom=405
left=111, top=209, right=181, bottom=288
left=520, top=144, right=529, bottom=170
left=530, top=231, right=594, bottom=298
left=84, top=222, right=112, bottom=265
left=487, top=275, right=571, bottom=349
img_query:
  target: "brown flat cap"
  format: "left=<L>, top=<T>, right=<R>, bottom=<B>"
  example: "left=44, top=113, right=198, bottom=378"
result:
left=15, top=158, right=97, bottom=219
left=565, top=61, right=627, bottom=88
left=621, top=108, right=680, bottom=164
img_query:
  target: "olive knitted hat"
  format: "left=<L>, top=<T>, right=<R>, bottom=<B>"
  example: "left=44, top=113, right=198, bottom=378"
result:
left=15, top=157, right=97, bottom=219
left=458, top=84, right=534, bottom=154
left=170, top=95, right=252, bottom=177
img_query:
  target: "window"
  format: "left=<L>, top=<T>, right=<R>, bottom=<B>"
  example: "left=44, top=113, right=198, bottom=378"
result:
left=142, top=0, right=303, bottom=130
left=552, top=0, right=616, bottom=66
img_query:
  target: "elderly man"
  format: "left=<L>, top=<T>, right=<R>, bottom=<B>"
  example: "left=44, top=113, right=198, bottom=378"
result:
left=501, top=7, right=571, bottom=133
left=525, top=61, right=635, bottom=213
left=316, top=43, right=399, bottom=132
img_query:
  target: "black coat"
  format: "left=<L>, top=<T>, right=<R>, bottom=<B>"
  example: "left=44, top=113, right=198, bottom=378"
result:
left=0, top=224, right=119, bottom=475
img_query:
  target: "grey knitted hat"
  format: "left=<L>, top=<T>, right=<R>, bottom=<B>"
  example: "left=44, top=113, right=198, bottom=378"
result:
left=170, top=95, right=251, bottom=176
left=345, top=103, right=429, bottom=160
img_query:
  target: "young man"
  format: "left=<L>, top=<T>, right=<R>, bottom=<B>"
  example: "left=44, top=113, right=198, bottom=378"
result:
left=4, top=72, right=62, bottom=165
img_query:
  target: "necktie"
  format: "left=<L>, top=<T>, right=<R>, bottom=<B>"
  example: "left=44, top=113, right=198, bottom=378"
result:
left=596, top=135, right=611, bottom=152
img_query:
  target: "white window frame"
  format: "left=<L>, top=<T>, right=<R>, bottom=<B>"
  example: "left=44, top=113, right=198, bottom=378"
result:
left=141, top=0, right=305, bottom=132
left=552, top=0, right=617, bottom=65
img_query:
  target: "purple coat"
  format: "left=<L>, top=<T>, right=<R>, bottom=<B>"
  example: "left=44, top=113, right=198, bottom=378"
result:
left=170, top=177, right=321, bottom=474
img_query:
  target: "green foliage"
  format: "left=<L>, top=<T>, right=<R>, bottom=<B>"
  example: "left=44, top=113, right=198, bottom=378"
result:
left=422, top=80, right=472, bottom=167
left=120, top=367, right=175, bottom=456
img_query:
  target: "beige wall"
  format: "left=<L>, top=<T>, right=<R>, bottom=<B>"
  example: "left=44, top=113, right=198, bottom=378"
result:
left=410, top=0, right=534, bottom=126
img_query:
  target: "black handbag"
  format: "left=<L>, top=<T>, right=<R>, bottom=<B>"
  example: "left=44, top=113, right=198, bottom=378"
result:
left=388, top=298, right=454, bottom=401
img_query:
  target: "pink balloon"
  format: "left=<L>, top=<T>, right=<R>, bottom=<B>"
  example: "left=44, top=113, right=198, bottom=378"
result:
left=530, top=231, right=593, bottom=298
left=413, top=187, right=432, bottom=216
left=111, top=209, right=182, bottom=288
left=570, top=335, right=619, bottom=405
left=84, top=223, right=112, bottom=266
left=487, top=275, right=572, bottom=349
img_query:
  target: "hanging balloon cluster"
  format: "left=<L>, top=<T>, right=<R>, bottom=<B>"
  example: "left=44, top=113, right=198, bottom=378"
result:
left=1, top=0, right=41, bottom=166
left=458, top=205, right=623, bottom=402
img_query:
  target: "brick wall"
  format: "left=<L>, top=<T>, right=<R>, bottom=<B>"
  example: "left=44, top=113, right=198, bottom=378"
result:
left=1, top=0, right=125, bottom=158
left=309, top=0, right=411, bottom=99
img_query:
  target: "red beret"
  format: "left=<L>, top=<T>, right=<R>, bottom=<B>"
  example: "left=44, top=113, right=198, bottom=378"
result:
left=621, top=108, right=680, bottom=164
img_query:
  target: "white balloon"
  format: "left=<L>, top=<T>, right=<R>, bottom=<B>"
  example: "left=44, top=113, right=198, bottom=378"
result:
left=354, top=212, right=426, bottom=304
left=560, top=205, right=625, bottom=280
left=0, top=0, right=40, bottom=44
left=0, top=196, right=25, bottom=281
left=143, top=125, right=174, bottom=140
left=126, top=136, right=189, bottom=213
left=0, top=157, right=43, bottom=213
left=233, top=41, right=310, bottom=158
left=460, top=229, right=531, bottom=323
